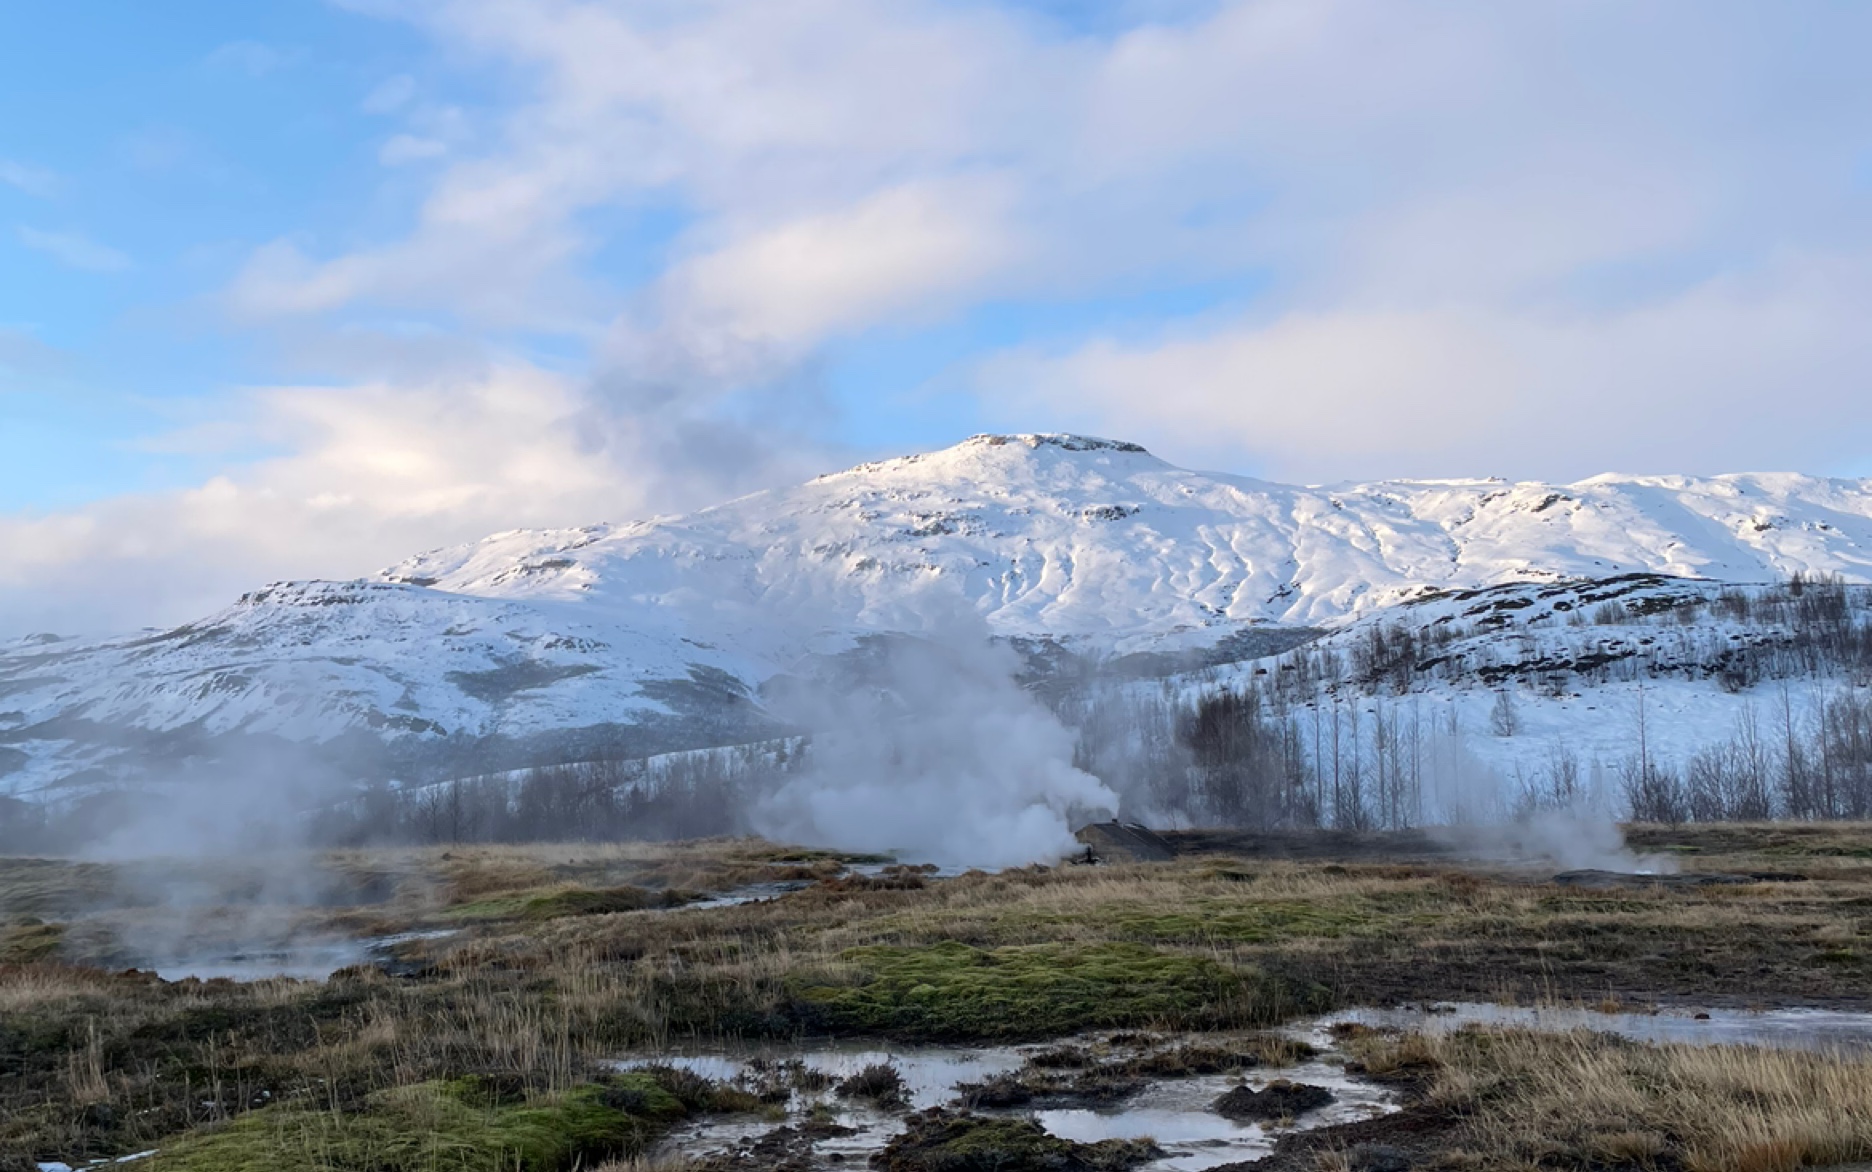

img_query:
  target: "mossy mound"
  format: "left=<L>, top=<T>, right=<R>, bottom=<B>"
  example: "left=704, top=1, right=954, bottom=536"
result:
left=517, top=885, right=698, bottom=919
left=1212, top=1078, right=1334, bottom=1121
left=874, top=1110, right=1160, bottom=1172
left=149, top=1073, right=685, bottom=1172
left=0, top=918, right=64, bottom=963
left=795, top=940, right=1322, bottom=1040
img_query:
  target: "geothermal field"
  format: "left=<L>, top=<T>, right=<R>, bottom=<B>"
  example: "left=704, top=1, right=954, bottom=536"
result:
left=8, top=824, right=1872, bottom=1171
left=11, top=3, right=1872, bottom=1168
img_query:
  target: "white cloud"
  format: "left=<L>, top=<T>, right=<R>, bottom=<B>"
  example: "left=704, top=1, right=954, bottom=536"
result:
left=17, top=227, right=132, bottom=272
left=246, top=2, right=1872, bottom=400
left=986, top=252, right=1872, bottom=482
left=659, top=178, right=1023, bottom=349
left=0, top=363, right=832, bottom=635
left=0, top=159, right=58, bottom=199
left=15, top=0, right=1872, bottom=634
left=231, top=0, right=1060, bottom=334
left=379, top=133, right=449, bottom=166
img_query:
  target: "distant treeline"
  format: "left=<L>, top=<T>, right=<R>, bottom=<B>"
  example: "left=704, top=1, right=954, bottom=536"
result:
left=1134, top=572, right=1872, bottom=829
left=311, top=756, right=756, bottom=846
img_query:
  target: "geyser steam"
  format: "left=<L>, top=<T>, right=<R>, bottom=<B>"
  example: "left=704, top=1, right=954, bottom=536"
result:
left=752, top=628, right=1117, bottom=869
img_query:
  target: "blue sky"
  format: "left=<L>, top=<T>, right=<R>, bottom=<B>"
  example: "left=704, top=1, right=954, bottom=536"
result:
left=0, top=0, right=1256, bottom=510
left=0, top=2, right=504, bottom=506
left=4, top=0, right=1872, bottom=633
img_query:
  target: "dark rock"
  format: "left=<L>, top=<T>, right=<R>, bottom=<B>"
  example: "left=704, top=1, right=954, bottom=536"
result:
left=872, top=1109, right=1161, bottom=1171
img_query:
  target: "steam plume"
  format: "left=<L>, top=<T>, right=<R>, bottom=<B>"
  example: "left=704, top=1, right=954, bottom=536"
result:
left=753, top=623, right=1118, bottom=868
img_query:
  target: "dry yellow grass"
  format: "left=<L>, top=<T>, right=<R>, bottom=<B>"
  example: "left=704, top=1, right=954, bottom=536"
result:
left=1350, top=1027, right=1872, bottom=1171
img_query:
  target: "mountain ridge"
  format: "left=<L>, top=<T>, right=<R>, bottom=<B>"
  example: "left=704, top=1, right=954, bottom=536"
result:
left=5, top=432, right=1872, bottom=801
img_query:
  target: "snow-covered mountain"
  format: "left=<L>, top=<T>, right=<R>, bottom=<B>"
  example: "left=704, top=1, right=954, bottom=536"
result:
left=6, top=433, right=1872, bottom=800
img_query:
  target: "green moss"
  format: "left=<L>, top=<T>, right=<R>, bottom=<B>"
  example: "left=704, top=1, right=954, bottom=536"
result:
left=794, top=941, right=1323, bottom=1040
left=0, top=858, right=120, bottom=917
left=1109, top=899, right=1373, bottom=943
left=982, top=897, right=1376, bottom=947
left=150, top=1075, right=683, bottom=1172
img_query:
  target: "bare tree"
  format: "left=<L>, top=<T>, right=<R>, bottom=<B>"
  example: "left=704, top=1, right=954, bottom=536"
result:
left=1489, top=688, right=1519, bottom=737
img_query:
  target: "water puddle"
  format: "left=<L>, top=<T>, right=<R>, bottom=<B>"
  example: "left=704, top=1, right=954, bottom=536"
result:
left=622, top=1002, right=1872, bottom=1170
left=620, top=1035, right=1393, bottom=1171
left=634, top=1042, right=1026, bottom=1109
left=149, top=928, right=458, bottom=982
left=1033, top=1061, right=1392, bottom=1170
left=1309, top=1003, right=1872, bottom=1052
left=620, top=1043, right=1028, bottom=1167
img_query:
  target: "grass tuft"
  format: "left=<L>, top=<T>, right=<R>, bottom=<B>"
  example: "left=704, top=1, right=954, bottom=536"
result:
left=150, top=1074, right=683, bottom=1172
left=794, top=940, right=1322, bottom=1039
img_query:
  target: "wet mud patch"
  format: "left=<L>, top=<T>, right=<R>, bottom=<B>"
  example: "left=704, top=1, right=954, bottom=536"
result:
left=876, top=1109, right=1162, bottom=1171
left=622, top=1032, right=1396, bottom=1172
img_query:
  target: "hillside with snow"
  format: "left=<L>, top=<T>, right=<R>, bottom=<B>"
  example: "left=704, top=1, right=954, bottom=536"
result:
left=5, top=433, right=1872, bottom=805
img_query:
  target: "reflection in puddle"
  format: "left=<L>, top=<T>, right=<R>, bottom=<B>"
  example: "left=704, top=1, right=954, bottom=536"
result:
left=1035, top=1062, right=1392, bottom=1171
left=1310, top=1003, right=1872, bottom=1052
left=640, top=1043, right=1026, bottom=1109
